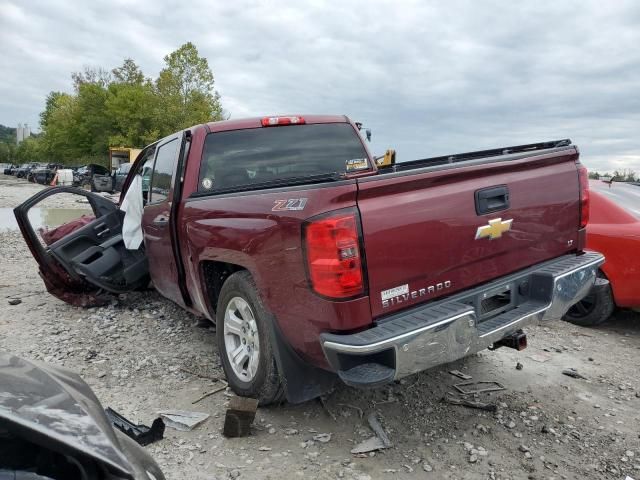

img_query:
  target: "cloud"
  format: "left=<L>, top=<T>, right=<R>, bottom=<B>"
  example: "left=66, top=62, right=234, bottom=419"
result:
left=0, top=0, right=638, bottom=173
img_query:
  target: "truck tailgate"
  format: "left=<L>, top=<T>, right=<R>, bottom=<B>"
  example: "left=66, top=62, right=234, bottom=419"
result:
left=357, top=147, right=581, bottom=318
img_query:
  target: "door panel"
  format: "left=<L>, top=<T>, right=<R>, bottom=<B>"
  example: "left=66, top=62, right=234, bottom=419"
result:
left=13, top=187, right=149, bottom=306
left=49, top=209, right=148, bottom=293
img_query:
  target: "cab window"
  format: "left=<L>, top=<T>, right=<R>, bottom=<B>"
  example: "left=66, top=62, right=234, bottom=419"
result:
left=198, top=123, right=368, bottom=193
left=148, top=139, right=178, bottom=204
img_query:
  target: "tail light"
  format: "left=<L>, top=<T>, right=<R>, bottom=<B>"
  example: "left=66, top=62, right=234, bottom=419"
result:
left=303, top=209, right=366, bottom=299
left=578, top=163, right=589, bottom=228
left=261, top=116, right=305, bottom=127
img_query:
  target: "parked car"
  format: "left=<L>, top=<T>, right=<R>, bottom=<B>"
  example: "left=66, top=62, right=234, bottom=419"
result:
left=14, top=115, right=603, bottom=405
left=2, top=163, right=17, bottom=175
left=114, top=162, right=133, bottom=191
left=31, top=163, right=65, bottom=184
left=563, top=182, right=640, bottom=326
left=0, top=352, right=165, bottom=479
left=74, top=163, right=110, bottom=188
left=15, top=162, right=39, bottom=178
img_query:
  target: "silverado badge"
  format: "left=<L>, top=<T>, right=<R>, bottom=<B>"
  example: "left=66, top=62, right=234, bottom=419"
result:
left=475, top=218, right=513, bottom=240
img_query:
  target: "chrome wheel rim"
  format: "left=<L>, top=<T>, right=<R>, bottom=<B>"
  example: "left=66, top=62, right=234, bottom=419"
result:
left=223, top=297, right=260, bottom=382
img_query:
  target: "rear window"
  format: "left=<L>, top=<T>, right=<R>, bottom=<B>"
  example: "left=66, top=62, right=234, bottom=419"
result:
left=198, top=123, right=369, bottom=192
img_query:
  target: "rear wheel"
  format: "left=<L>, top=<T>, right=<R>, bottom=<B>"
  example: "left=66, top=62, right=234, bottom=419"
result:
left=562, top=275, right=615, bottom=327
left=216, top=271, right=285, bottom=405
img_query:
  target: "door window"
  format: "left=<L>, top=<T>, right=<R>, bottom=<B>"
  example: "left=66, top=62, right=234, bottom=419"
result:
left=149, top=139, right=178, bottom=204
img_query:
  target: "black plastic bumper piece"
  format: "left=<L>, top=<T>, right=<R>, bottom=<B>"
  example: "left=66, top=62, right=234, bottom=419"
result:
left=105, top=407, right=165, bottom=446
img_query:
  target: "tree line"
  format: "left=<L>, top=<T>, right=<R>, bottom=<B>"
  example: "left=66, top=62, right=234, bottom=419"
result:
left=0, top=42, right=224, bottom=167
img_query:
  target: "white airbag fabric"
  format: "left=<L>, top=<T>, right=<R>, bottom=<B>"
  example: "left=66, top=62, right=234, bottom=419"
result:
left=120, top=174, right=144, bottom=250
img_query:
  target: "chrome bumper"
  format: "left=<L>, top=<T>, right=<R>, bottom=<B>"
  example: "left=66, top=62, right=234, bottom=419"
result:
left=320, top=252, right=604, bottom=387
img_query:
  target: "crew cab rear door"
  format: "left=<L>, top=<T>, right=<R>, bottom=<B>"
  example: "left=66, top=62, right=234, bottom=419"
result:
left=14, top=187, right=149, bottom=307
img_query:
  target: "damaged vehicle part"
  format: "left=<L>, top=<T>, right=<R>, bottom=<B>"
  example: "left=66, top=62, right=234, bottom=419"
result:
left=13, top=186, right=149, bottom=307
left=104, top=408, right=165, bottom=446
left=0, top=353, right=165, bottom=479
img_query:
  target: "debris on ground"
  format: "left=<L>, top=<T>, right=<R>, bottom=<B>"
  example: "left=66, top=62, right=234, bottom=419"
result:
left=179, top=367, right=222, bottom=382
left=443, top=394, right=497, bottom=412
left=158, top=409, right=210, bottom=431
left=191, top=380, right=228, bottom=404
left=562, top=368, right=588, bottom=380
left=105, top=407, right=165, bottom=446
left=351, top=435, right=388, bottom=454
left=515, top=362, right=523, bottom=370
left=454, top=381, right=505, bottom=395
left=367, top=412, right=392, bottom=448
left=449, top=369, right=472, bottom=380
left=8, top=298, right=21, bottom=305
left=222, top=396, right=258, bottom=438
left=350, top=412, right=392, bottom=454
left=318, top=395, right=337, bottom=421
left=313, top=433, right=332, bottom=443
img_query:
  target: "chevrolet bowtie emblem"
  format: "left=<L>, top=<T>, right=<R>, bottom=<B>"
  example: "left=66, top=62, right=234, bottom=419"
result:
left=475, top=218, right=513, bottom=240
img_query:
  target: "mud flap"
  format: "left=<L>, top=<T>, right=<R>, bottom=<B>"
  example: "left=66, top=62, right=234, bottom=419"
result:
left=269, top=320, right=337, bottom=404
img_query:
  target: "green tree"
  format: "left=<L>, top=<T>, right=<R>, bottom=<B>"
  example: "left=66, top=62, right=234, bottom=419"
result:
left=107, top=59, right=158, bottom=147
left=71, top=66, right=112, bottom=90
left=40, top=91, right=65, bottom=130
left=106, top=81, right=158, bottom=147
left=36, top=43, right=224, bottom=166
left=588, top=171, right=600, bottom=180
left=155, top=42, right=224, bottom=135
left=0, top=142, right=10, bottom=163
left=15, top=137, right=44, bottom=163
left=112, top=58, right=145, bottom=85
left=74, top=82, right=112, bottom=157
left=41, top=93, right=81, bottom=163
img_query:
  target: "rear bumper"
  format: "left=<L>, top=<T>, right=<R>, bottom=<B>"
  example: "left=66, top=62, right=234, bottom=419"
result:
left=320, top=252, right=604, bottom=387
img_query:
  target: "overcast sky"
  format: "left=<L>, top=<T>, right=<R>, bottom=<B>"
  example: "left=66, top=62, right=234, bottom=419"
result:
left=1, top=0, right=639, bottom=173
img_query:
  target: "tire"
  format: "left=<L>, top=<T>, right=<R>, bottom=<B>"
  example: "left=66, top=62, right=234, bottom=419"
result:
left=562, top=277, right=615, bottom=327
left=216, top=271, right=285, bottom=405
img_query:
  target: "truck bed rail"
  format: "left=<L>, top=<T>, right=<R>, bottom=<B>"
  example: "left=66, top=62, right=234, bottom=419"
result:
left=381, top=139, right=572, bottom=173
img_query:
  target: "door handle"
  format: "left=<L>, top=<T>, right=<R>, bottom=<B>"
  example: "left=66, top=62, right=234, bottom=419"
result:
left=475, top=185, right=510, bottom=215
left=94, top=223, right=111, bottom=238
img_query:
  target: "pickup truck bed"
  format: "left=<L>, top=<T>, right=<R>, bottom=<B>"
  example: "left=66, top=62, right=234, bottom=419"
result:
left=15, top=115, right=603, bottom=404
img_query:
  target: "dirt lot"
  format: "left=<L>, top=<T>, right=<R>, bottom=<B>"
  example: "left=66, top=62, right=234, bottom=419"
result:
left=1, top=174, right=639, bottom=480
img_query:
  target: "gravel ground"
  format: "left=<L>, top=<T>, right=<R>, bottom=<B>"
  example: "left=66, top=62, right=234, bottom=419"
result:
left=1, top=175, right=640, bottom=480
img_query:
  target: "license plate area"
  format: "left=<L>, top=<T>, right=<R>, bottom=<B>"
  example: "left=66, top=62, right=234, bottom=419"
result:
left=476, top=284, right=514, bottom=321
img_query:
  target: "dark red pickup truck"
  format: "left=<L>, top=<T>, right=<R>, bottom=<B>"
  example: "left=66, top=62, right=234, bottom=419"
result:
left=16, top=115, right=604, bottom=404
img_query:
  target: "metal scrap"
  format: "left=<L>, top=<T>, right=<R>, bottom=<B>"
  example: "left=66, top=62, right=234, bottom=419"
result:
left=367, top=413, right=392, bottom=448
left=351, top=436, right=387, bottom=454
left=158, top=410, right=210, bottom=431
left=562, top=368, right=587, bottom=380
left=443, top=395, right=497, bottom=412
left=105, top=408, right=165, bottom=446
left=350, top=412, right=392, bottom=454
left=454, top=381, right=505, bottom=395
left=449, top=369, right=472, bottom=380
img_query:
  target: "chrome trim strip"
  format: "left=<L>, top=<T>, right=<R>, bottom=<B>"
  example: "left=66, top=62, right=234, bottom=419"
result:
left=322, top=309, right=474, bottom=354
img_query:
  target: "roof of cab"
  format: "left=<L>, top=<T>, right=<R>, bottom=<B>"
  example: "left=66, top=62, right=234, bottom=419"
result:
left=205, top=114, right=349, bottom=133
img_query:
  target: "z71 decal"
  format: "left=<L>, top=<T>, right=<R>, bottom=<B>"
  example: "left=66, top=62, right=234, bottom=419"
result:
left=272, top=198, right=308, bottom=211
